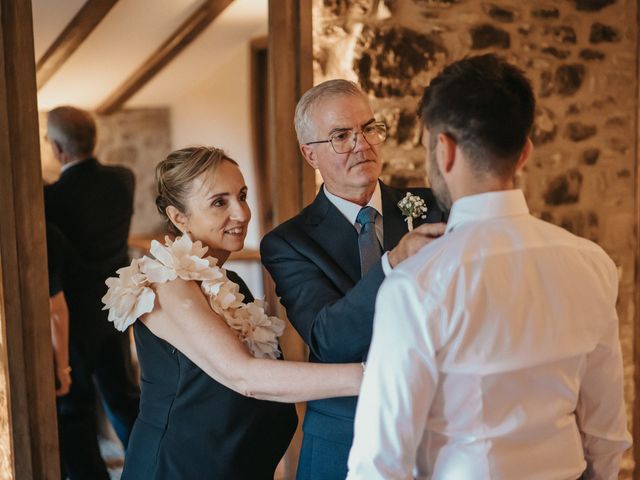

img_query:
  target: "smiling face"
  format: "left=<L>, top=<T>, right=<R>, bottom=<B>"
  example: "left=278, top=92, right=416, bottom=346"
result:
left=302, top=94, right=382, bottom=204
left=179, top=160, right=251, bottom=263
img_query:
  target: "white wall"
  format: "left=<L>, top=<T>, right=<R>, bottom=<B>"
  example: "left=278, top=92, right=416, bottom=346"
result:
left=169, top=36, right=266, bottom=297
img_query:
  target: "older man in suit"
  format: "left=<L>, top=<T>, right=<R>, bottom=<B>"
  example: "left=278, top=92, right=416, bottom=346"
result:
left=44, top=106, right=140, bottom=480
left=260, top=79, right=447, bottom=480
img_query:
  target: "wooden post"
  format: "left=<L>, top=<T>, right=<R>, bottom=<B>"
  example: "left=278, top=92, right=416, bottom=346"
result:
left=267, top=0, right=314, bottom=477
left=0, top=0, right=60, bottom=478
left=268, top=0, right=315, bottom=223
left=634, top=3, right=640, bottom=477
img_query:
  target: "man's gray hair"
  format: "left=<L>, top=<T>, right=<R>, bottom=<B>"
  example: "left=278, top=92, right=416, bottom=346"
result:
left=294, top=79, right=368, bottom=144
left=47, top=106, right=97, bottom=158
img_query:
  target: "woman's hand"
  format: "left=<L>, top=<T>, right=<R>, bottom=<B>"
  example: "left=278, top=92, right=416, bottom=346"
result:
left=56, top=366, right=72, bottom=396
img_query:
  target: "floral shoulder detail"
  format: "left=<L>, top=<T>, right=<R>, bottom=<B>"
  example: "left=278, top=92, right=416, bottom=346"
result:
left=102, top=235, right=285, bottom=359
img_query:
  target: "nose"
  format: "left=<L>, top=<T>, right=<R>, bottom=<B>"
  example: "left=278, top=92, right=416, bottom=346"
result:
left=229, top=199, right=251, bottom=222
left=352, top=130, right=372, bottom=153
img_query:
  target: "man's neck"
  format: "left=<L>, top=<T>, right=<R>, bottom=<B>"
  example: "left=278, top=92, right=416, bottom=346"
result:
left=59, top=156, right=90, bottom=174
left=451, top=172, right=516, bottom=203
left=325, top=183, right=377, bottom=206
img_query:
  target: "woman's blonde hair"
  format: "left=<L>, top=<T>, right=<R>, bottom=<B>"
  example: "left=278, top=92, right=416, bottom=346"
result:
left=155, top=146, right=238, bottom=235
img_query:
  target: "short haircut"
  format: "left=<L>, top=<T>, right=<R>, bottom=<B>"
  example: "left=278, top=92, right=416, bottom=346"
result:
left=155, top=146, right=238, bottom=235
left=294, top=79, right=368, bottom=144
left=47, top=106, right=97, bottom=158
left=418, top=54, right=535, bottom=178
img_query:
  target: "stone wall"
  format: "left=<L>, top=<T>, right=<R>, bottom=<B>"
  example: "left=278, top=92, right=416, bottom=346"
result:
left=40, top=108, right=171, bottom=236
left=314, top=0, right=637, bottom=476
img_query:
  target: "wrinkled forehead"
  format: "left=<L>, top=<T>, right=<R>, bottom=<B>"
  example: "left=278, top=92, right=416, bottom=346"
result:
left=310, top=93, right=375, bottom=133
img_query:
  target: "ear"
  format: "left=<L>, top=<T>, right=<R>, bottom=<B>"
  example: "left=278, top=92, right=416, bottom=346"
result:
left=165, top=205, right=190, bottom=234
left=437, top=132, right=457, bottom=174
left=51, top=140, right=63, bottom=156
left=516, top=137, right=533, bottom=171
left=300, top=144, right=318, bottom=169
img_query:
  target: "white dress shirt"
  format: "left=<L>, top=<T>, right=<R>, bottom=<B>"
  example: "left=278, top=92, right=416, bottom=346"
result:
left=348, top=190, right=631, bottom=480
left=323, top=182, right=393, bottom=274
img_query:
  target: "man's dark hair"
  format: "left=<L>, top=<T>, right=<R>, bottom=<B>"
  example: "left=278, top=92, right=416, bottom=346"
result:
left=419, top=54, right=535, bottom=177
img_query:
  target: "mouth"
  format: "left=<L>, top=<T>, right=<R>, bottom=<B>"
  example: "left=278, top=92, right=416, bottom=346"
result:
left=224, top=226, right=246, bottom=236
left=350, top=159, right=376, bottom=169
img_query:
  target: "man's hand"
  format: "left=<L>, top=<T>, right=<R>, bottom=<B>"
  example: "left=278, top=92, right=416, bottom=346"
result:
left=388, top=222, right=446, bottom=268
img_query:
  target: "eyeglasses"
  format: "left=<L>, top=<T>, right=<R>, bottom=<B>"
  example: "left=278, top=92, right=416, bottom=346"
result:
left=305, top=122, right=387, bottom=154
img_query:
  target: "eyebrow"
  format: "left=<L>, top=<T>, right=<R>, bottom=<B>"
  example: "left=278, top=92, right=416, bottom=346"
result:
left=207, top=186, right=248, bottom=201
left=327, top=118, right=376, bottom=136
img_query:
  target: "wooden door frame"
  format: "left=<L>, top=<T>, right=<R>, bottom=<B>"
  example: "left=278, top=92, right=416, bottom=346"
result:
left=634, top=2, right=640, bottom=477
left=0, top=0, right=60, bottom=478
left=266, top=0, right=313, bottom=477
left=249, top=35, right=270, bottom=237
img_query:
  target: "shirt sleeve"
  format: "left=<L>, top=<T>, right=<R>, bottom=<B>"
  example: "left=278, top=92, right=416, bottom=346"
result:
left=381, top=251, right=392, bottom=276
left=347, top=272, right=442, bottom=480
left=576, top=312, right=632, bottom=479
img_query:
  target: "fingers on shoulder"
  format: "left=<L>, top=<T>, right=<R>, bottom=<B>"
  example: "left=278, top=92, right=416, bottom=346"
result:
left=414, top=222, right=446, bottom=235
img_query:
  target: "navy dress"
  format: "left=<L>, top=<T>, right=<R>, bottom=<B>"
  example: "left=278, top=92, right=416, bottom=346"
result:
left=121, top=271, right=298, bottom=479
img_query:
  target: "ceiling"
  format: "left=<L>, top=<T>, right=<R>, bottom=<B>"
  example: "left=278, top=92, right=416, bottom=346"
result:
left=32, top=0, right=268, bottom=111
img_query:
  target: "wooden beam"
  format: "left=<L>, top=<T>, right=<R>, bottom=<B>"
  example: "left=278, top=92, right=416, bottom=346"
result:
left=0, top=0, right=60, bottom=478
left=97, top=0, right=233, bottom=115
left=268, top=0, right=314, bottom=222
left=36, top=0, right=118, bottom=89
left=267, top=1, right=313, bottom=477
left=634, top=2, right=640, bottom=475
left=249, top=36, right=270, bottom=235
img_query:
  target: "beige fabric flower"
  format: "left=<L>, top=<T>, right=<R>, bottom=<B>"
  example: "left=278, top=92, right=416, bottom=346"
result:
left=102, top=235, right=285, bottom=358
left=102, top=259, right=156, bottom=332
left=202, top=277, right=245, bottom=317
left=150, top=235, right=221, bottom=281
left=230, top=300, right=285, bottom=359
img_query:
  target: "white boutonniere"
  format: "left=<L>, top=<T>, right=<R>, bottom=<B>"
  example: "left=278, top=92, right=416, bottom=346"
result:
left=397, top=192, right=428, bottom=231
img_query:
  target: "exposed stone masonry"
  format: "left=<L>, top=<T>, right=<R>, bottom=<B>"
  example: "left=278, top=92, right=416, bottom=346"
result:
left=314, top=0, right=637, bottom=476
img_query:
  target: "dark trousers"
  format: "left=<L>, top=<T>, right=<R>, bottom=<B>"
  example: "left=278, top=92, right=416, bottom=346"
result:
left=296, top=432, right=350, bottom=480
left=58, top=330, right=140, bottom=480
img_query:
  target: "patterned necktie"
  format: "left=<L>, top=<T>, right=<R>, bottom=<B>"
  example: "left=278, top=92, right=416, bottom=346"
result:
left=356, top=206, right=382, bottom=276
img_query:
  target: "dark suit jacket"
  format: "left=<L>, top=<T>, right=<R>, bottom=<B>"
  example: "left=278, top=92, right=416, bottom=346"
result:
left=260, top=181, right=445, bottom=444
left=44, top=158, right=135, bottom=340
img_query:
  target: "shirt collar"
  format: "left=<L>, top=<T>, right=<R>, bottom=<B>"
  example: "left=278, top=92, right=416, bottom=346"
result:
left=446, top=189, right=529, bottom=233
left=323, top=181, right=383, bottom=226
left=60, top=157, right=89, bottom=174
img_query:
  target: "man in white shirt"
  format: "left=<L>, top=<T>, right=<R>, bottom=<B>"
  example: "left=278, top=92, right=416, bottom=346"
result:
left=347, top=54, right=631, bottom=480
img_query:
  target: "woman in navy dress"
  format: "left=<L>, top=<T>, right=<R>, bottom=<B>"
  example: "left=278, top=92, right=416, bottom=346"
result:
left=104, top=147, right=362, bottom=479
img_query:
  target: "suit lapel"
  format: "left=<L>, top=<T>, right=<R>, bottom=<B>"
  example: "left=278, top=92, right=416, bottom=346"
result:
left=381, top=182, right=409, bottom=251
left=305, top=188, right=361, bottom=283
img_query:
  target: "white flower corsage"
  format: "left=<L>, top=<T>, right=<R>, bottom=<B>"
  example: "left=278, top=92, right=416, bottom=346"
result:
left=397, top=192, right=428, bottom=231
left=102, top=235, right=285, bottom=359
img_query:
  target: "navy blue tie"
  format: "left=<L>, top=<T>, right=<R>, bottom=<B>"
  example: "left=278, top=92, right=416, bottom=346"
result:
left=356, top=207, right=382, bottom=276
